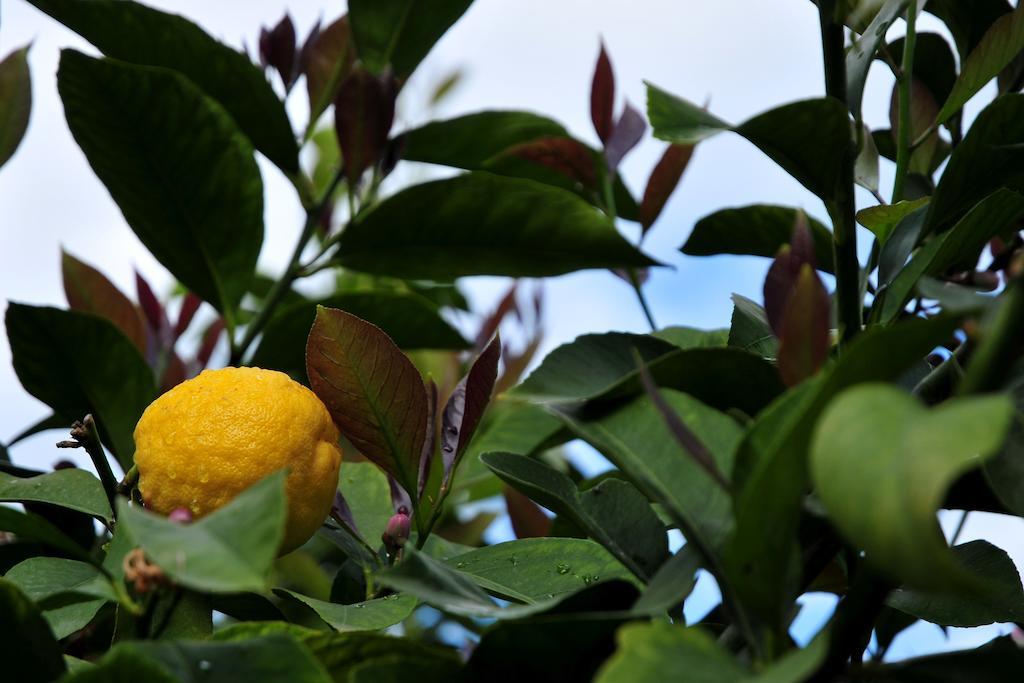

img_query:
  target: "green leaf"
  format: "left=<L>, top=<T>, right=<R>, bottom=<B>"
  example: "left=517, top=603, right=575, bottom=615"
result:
left=654, top=326, right=729, bottom=349
left=61, top=646, right=177, bottom=682
left=810, top=385, right=1013, bottom=591
left=57, top=49, right=263, bottom=318
left=0, top=579, right=67, bottom=683
left=0, top=507, right=95, bottom=563
left=864, top=634, right=1024, bottom=682
left=333, top=173, right=658, bottom=279
left=482, top=451, right=667, bottom=580
left=514, top=331, right=783, bottom=415
left=29, top=0, right=297, bottom=173
left=596, top=623, right=746, bottom=682
left=252, top=292, right=469, bottom=377
left=648, top=86, right=851, bottom=202
left=888, top=540, right=1024, bottom=626
left=0, top=45, right=31, bottom=169
left=926, top=0, right=1012, bottom=60
left=725, top=315, right=962, bottom=626
left=880, top=189, right=1024, bottom=321
left=62, top=250, right=147, bottom=353
left=682, top=205, right=835, bottom=273
left=117, top=471, right=287, bottom=593
left=277, top=591, right=416, bottom=631
left=348, top=0, right=473, bottom=77
left=728, top=294, right=778, bottom=359
left=846, top=0, right=910, bottom=117
left=348, top=655, right=459, bottom=683
left=337, top=462, right=392, bottom=546
left=856, top=197, right=929, bottom=244
left=646, top=82, right=730, bottom=144
left=0, top=469, right=112, bottom=521
left=8, top=557, right=120, bottom=641
left=445, top=537, right=638, bottom=603
left=5, top=303, right=156, bottom=468
left=938, top=7, right=1024, bottom=123
left=560, top=390, right=742, bottom=556
left=926, top=93, right=1024, bottom=231
left=306, top=306, right=427, bottom=493
left=632, top=546, right=700, bottom=615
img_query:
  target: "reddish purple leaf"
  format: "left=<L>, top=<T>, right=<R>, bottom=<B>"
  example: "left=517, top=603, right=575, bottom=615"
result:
left=388, top=476, right=412, bottom=516
left=605, top=101, right=646, bottom=172
left=501, top=136, right=599, bottom=190
left=173, top=292, right=201, bottom=341
left=303, top=15, right=355, bottom=123
left=306, top=306, right=428, bottom=492
left=61, top=250, right=147, bottom=353
left=591, top=41, right=615, bottom=144
left=331, top=489, right=361, bottom=538
left=135, top=269, right=171, bottom=364
left=639, top=143, right=694, bottom=234
left=763, top=212, right=815, bottom=336
left=195, top=318, right=224, bottom=370
left=440, top=336, right=501, bottom=488
left=418, top=378, right=439, bottom=498
left=334, top=66, right=397, bottom=186
left=161, top=351, right=187, bottom=392
left=259, top=13, right=298, bottom=90
left=776, top=264, right=831, bottom=387
left=504, top=486, right=552, bottom=539
left=475, top=283, right=518, bottom=350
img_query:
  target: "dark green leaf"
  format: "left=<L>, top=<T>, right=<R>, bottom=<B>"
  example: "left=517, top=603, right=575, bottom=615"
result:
left=653, top=326, right=729, bottom=349
left=886, top=33, right=958, bottom=107
left=334, top=173, right=658, bottom=279
left=878, top=203, right=929, bottom=286
left=5, top=303, right=155, bottom=468
left=560, top=390, right=742, bottom=555
left=445, top=537, right=638, bottom=603
left=277, top=591, right=416, bottom=631
left=888, top=540, right=1024, bottom=626
left=485, top=452, right=665, bottom=580
left=682, top=205, right=835, bottom=273
left=926, top=0, right=1012, bottom=59
left=810, top=385, right=1012, bottom=591
left=926, top=93, right=1024, bottom=231
left=728, top=294, right=778, bottom=359
left=865, top=634, right=1024, bottom=682
left=938, top=7, right=1024, bottom=123
left=880, top=189, right=1024, bottom=321
left=5, top=558, right=113, bottom=639
left=348, top=0, right=473, bottom=77
left=0, top=45, right=32, bottom=169
left=29, top=0, right=297, bottom=173
left=726, top=315, right=961, bottom=626
left=0, top=469, right=112, bottom=521
left=62, top=250, right=147, bottom=353
left=595, top=623, right=746, bottom=682
left=348, top=655, right=459, bottom=683
left=116, top=471, right=287, bottom=593
left=632, top=546, right=700, bottom=615
left=306, top=306, right=427, bottom=493
left=646, top=81, right=730, bottom=143
left=0, top=579, right=66, bottom=683
left=58, top=49, right=263, bottom=318
left=0, top=507, right=95, bottom=563
left=846, top=0, right=909, bottom=117
left=251, top=292, right=468, bottom=377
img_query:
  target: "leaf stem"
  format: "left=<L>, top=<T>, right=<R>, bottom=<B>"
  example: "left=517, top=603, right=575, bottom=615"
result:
left=818, top=1, right=863, bottom=346
left=57, top=415, right=119, bottom=511
left=229, top=169, right=345, bottom=365
left=891, top=3, right=918, bottom=203
left=628, top=269, right=657, bottom=331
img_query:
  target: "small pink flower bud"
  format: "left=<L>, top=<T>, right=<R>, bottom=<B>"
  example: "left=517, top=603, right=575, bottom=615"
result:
left=383, top=512, right=411, bottom=548
left=168, top=507, right=193, bottom=524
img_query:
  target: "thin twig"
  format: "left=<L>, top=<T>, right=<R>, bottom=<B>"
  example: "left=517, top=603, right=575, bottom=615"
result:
left=57, top=415, right=118, bottom=511
left=892, top=3, right=918, bottom=203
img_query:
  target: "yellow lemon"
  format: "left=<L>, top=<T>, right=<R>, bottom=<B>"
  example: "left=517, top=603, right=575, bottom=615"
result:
left=133, top=366, right=342, bottom=553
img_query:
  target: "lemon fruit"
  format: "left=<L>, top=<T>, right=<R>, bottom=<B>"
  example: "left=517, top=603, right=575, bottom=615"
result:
left=133, top=366, right=343, bottom=553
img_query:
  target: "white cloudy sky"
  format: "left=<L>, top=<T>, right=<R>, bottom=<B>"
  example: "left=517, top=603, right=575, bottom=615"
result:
left=1, top=0, right=1020, bottom=658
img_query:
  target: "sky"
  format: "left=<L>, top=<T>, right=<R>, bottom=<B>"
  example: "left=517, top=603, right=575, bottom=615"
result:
left=0, top=0, right=1020, bottom=659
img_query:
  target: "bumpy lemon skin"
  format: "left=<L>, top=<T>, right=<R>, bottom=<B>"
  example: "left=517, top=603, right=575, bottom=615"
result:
left=134, top=367, right=343, bottom=554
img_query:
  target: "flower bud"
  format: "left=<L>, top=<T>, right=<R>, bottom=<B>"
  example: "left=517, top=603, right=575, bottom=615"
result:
left=168, top=507, right=193, bottom=524
left=382, top=512, right=411, bottom=548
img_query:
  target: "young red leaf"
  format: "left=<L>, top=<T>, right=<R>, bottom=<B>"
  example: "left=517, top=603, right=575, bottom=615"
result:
left=388, top=476, right=412, bottom=516
left=306, top=306, right=428, bottom=494
left=303, top=16, right=355, bottom=126
left=440, top=336, right=502, bottom=488
left=591, top=41, right=615, bottom=144
left=503, top=486, right=552, bottom=539
left=334, top=66, right=397, bottom=185
left=161, top=350, right=188, bottom=392
left=501, top=136, right=599, bottom=190
left=417, top=378, right=439, bottom=498
left=173, top=292, right=201, bottom=341
left=195, top=318, right=224, bottom=370
left=639, top=143, right=694, bottom=234
left=259, top=13, right=298, bottom=90
left=475, top=283, right=518, bottom=350
left=763, top=211, right=815, bottom=336
left=61, top=250, right=147, bottom=353
left=776, top=264, right=831, bottom=387
left=605, top=101, right=647, bottom=172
